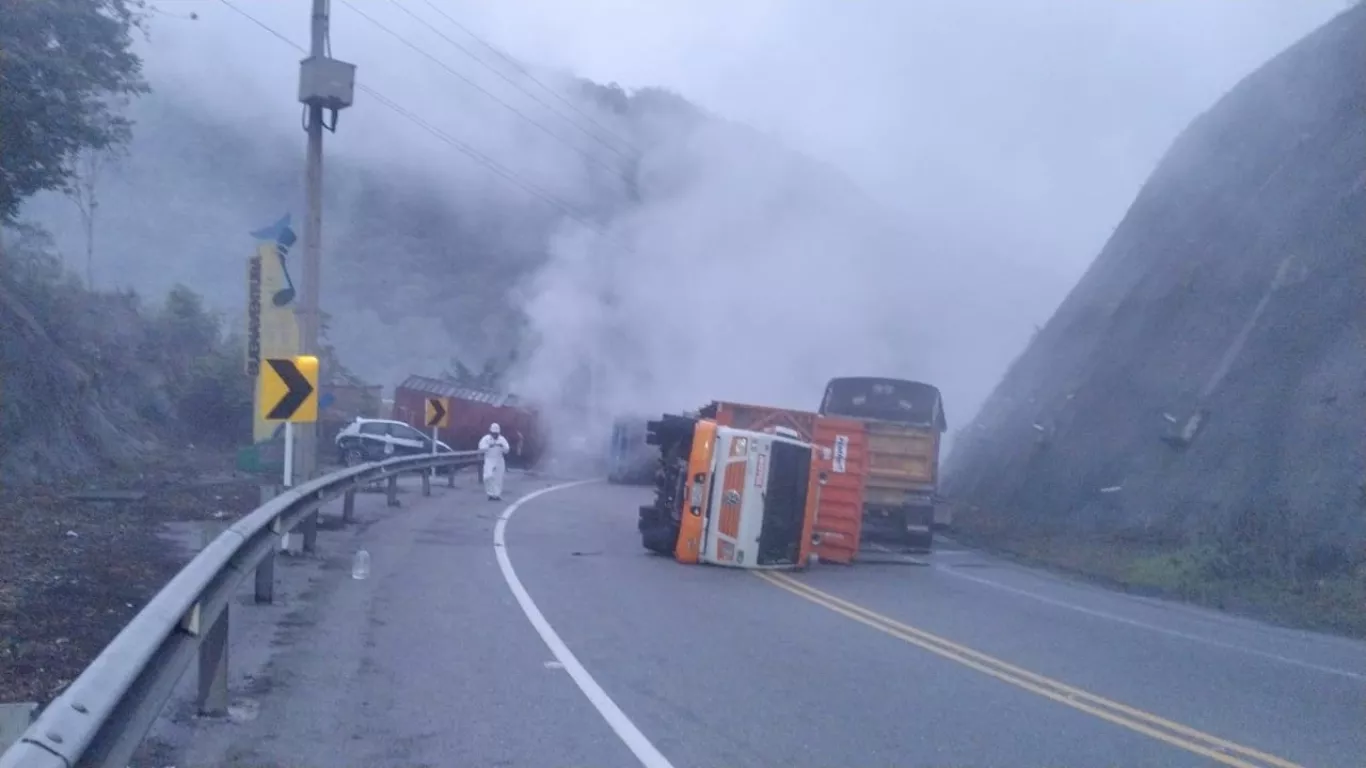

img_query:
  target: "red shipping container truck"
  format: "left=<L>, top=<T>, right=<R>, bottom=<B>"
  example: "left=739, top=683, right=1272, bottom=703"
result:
left=391, top=375, right=546, bottom=468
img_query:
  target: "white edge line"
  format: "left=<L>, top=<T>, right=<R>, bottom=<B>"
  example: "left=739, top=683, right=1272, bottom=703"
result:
left=935, top=563, right=1365, bottom=682
left=494, top=479, right=678, bottom=768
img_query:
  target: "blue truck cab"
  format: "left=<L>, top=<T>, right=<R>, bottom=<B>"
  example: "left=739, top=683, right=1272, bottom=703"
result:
left=607, top=416, right=656, bottom=485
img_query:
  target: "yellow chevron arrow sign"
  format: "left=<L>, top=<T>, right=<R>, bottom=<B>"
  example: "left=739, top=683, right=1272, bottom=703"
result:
left=259, top=356, right=319, bottom=423
left=425, top=396, right=451, bottom=428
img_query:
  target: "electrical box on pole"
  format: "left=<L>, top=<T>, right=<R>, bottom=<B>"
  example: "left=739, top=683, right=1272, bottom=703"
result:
left=298, top=56, right=356, bottom=113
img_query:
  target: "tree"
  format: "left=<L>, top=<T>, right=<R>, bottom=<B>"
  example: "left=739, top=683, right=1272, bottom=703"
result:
left=319, top=309, right=363, bottom=386
left=157, top=284, right=220, bottom=356
left=0, top=0, right=149, bottom=222
left=66, top=147, right=114, bottom=287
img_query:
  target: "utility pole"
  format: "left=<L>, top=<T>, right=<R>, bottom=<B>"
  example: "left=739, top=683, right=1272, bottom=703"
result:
left=296, top=0, right=354, bottom=483
left=296, top=0, right=326, bottom=487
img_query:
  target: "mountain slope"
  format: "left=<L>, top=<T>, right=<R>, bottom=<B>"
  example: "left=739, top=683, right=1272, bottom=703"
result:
left=944, top=4, right=1366, bottom=586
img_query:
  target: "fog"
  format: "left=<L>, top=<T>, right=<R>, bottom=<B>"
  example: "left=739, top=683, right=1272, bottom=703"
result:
left=26, top=0, right=1344, bottom=448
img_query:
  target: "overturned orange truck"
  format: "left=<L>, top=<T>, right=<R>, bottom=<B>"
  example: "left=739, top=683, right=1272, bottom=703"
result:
left=636, top=377, right=948, bottom=566
left=637, top=413, right=821, bottom=568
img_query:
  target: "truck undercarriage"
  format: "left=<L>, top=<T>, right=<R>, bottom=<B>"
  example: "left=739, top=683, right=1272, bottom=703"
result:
left=636, top=414, right=696, bottom=555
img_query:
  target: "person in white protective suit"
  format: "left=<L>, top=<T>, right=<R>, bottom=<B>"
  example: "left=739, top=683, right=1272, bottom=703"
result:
left=478, top=423, right=511, bottom=500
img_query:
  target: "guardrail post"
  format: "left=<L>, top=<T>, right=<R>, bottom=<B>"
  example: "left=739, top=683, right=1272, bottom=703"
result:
left=421, top=470, right=431, bottom=497
left=342, top=487, right=357, bottom=523
left=197, top=606, right=230, bottom=716
left=255, top=552, right=275, bottom=604
left=255, top=484, right=277, bottom=604
left=301, top=505, right=319, bottom=554
left=0, top=702, right=37, bottom=754
left=448, top=464, right=457, bottom=487
left=386, top=474, right=399, bottom=507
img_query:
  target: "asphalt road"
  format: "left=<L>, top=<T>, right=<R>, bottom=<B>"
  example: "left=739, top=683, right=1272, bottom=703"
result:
left=156, top=475, right=1364, bottom=768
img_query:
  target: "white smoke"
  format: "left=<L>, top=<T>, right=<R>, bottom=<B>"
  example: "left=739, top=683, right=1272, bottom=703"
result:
left=510, top=110, right=917, bottom=457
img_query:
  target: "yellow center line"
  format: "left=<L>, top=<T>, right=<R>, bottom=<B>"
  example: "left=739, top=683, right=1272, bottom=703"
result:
left=755, top=571, right=1304, bottom=768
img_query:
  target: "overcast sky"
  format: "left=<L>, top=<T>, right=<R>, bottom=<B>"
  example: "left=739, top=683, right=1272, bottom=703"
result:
left=149, top=0, right=1341, bottom=271
left=132, top=0, right=1343, bottom=427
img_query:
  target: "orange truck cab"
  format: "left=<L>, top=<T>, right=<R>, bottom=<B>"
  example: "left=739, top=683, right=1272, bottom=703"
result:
left=636, top=413, right=818, bottom=569
left=696, top=400, right=867, bottom=564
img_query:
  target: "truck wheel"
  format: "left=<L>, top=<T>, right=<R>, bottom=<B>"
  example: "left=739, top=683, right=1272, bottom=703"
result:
left=639, top=505, right=678, bottom=555
left=641, top=527, right=678, bottom=555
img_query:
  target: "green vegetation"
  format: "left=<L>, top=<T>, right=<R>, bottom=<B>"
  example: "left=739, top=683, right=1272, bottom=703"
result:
left=0, top=225, right=253, bottom=482
left=951, top=518, right=1366, bottom=638
left=0, top=0, right=148, bottom=222
left=0, top=1, right=258, bottom=483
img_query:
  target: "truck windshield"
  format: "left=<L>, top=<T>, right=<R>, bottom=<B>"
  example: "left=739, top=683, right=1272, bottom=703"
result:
left=819, top=377, right=946, bottom=431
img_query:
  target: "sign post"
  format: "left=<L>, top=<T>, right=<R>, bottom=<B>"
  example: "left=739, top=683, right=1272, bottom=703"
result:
left=430, top=426, right=438, bottom=480
left=260, top=355, right=319, bottom=554
left=424, top=396, right=451, bottom=480
left=283, top=423, right=295, bottom=487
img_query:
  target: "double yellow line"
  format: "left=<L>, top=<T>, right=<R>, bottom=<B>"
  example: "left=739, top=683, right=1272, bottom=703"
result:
left=756, top=571, right=1303, bottom=768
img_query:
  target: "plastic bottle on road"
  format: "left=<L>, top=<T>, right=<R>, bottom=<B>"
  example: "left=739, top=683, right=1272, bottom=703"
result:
left=352, top=549, right=370, bottom=580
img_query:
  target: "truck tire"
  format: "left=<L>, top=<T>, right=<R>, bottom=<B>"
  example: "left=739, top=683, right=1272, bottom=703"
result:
left=639, top=504, right=678, bottom=555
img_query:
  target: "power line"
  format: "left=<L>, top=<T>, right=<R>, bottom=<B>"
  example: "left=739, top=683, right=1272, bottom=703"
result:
left=391, top=0, right=636, bottom=159
left=409, top=0, right=641, bottom=159
left=357, top=84, right=606, bottom=230
left=214, top=0, right=617, bottom=239
left=219, top=0, right=299, bottom=48
left=333, top=0, right=635, bottom=189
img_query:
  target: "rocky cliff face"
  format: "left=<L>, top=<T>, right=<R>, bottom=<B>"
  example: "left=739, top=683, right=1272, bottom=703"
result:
left=944, top=3, right=1366, bottom=575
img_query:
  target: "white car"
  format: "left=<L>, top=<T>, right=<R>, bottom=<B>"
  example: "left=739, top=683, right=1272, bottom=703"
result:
left=335, top=418, right=453, bottom=467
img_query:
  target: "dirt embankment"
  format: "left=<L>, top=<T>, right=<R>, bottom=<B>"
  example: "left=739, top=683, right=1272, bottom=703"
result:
left=0, top=448, right=262, bottom=706
left=0, top=217, right=262, bottom=706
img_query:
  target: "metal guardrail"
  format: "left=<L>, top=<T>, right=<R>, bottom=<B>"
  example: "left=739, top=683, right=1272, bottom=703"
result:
left=0, top=450, right=483, bottom=768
